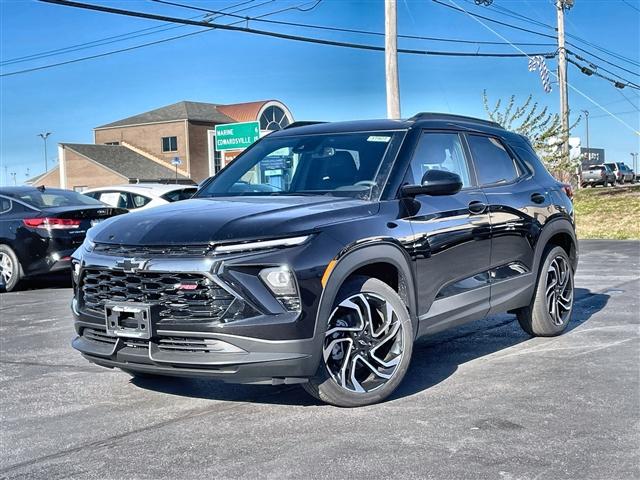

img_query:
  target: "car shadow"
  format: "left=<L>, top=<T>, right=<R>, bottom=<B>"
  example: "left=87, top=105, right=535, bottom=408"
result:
left=130, top=287, right=609, bottom=406
left=18, top=272, right=72, bottom=291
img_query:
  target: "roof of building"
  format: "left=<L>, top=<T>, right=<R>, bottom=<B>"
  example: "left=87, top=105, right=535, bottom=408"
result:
left=25, top=165, right=59, bottom=185
left=62, top=144, right=189, bottom=181
left=95, top=100, right=280, bottom=129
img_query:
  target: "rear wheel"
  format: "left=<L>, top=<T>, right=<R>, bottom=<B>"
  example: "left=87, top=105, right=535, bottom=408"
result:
left=0, top=245, right=22, bottom=292
left=302, top=276, right=413, bottom=407
left=517, top=246, right=574, bottom=337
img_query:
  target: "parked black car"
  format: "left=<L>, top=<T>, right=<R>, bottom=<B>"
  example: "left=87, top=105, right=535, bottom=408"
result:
left=0, top=186, right=126, bottom=291
left=71, top=113, right=577, bottom=407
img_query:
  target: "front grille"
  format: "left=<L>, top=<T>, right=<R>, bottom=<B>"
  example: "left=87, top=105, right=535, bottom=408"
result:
left=80, top=269, right=248, bottom=323
left=93, top=243, right=214, bottom=257
left=83, top=327, right=117, bottom=345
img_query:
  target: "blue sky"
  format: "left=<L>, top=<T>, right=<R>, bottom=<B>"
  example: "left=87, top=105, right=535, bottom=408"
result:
left=1, top=0, right=639, bottom=185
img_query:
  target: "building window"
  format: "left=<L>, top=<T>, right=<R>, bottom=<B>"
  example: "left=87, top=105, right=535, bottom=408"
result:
left=259, top=106, right=290, bottom=131
left=162, top=136, right=178, bottom=152
left=214, top=150, right=222, bottom=174
left=104, top=142, right=119, bottom=146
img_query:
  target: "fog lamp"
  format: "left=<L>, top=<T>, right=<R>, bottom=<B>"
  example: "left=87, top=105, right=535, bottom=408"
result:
left=259, top=267, right=297, bottom=296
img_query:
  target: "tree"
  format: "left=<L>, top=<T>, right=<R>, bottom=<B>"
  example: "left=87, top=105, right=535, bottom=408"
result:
left=482, top=91, right=580, bottom=181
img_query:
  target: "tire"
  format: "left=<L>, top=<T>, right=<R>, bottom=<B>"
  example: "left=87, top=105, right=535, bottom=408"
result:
left=302, top=276, right=414, bottom=407
left=517, top=246, right=574, bottom=337
left=0, top=245, right=22, bottom=292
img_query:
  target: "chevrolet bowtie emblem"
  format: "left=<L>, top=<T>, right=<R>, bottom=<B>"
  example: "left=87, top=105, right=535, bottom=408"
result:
left=114, top=258, right=145, bottom=272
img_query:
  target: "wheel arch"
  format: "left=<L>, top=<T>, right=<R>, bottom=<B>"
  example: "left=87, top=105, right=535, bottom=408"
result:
left=315, top=241, right=418, bottom=339
left=533, top=218, right=578, bottom=275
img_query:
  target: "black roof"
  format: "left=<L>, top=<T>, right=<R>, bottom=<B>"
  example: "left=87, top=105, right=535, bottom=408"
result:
left=269, top=113, right=507, bottom=138
left=62, top=144, right=188, bottom=181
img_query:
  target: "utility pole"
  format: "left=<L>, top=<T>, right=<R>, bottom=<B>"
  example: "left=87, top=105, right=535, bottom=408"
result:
left=556, top=1, right=573, bottom=163
left=631, top=152, right=638, bottom=173
left=385, top=0, right=400, bottom=119
left=37, top=132, right=52, bottom=172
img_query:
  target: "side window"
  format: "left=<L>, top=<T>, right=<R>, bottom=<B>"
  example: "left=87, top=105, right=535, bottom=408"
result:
left=98, top=191, right=128, bottom=209
left=130, top=194, right=152, bottom=208
left=467, top=135, right=519, bottom=186
left=408, top=132, right=471, bottom=187
left=0, top=197, right=11, bottom=214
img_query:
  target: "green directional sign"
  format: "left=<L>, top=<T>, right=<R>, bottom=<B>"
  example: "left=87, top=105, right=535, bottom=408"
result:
left=215, top=121, right=260, bottom=151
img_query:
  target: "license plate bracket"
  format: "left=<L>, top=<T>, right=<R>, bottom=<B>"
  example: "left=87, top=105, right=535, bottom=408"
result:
left=105, top=302, right=157, bottom=339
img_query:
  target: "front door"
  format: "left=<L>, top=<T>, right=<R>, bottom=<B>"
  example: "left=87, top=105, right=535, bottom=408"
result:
left=404, top=131, right=492, bottom=336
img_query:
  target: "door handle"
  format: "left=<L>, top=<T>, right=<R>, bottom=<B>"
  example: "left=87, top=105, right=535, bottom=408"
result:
left=531, top=193, right=546, bottom=204
left=468, top=200, right=487, bottom=215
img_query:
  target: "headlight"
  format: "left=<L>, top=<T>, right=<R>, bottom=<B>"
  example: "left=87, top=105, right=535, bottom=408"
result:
left=214, top=235, right=310, bottom=254
left=259, top=266, right=300, bottom=312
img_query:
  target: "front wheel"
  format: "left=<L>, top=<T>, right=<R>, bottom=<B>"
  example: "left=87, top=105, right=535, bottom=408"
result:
left=302, top=276, right=413, bottom=407
left=517, top=246, right=574, bottom=337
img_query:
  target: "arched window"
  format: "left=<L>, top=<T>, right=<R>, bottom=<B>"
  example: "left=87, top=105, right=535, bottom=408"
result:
left=259, top=105, right=290, bottom=131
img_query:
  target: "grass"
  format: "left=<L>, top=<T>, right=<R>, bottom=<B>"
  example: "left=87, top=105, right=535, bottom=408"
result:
left=573, top=184, right=640, bottom=240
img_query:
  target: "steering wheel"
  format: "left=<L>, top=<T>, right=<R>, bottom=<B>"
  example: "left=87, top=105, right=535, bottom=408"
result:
left=354, top=180, right=377, bottom=188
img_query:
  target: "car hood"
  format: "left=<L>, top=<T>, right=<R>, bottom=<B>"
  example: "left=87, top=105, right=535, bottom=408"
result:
left=90, top=196, right=378, bottom=245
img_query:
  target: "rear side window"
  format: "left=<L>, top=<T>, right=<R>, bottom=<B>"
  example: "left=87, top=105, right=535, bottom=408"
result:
left=467, top=135, right=518, bottom=186
left=0, top=197, right=11, bottom=214
left=131, top=194, right=152, bottom=208
left=161, top=188, right=197, bottom=202
left=98, top=191, right=128, bottom=209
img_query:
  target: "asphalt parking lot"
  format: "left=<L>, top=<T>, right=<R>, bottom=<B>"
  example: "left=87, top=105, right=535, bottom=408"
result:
left=1, top=240, right=638, bottom=480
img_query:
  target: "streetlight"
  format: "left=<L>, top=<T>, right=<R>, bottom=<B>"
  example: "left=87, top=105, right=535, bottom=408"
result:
left=631, top=152, right=638, bottom=174
left=37, top=132, right=52, bottom=172
left=581, top=110, right=590, bottom=161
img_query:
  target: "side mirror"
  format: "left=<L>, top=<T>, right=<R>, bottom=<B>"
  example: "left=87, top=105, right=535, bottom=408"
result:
left=400, top=169, right=463, bottom=197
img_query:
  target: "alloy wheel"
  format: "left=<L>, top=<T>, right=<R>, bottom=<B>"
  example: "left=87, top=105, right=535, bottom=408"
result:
left=0, top=252, right=13, bottom=285
left=545, top=255, right=573, bottom=326
left=323, top=292, right=404, bottom=393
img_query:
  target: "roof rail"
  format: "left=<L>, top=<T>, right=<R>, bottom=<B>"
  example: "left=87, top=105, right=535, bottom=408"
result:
left=283, top=121, right=327, bottom=130
left=408, top=112, right=502, bottom=129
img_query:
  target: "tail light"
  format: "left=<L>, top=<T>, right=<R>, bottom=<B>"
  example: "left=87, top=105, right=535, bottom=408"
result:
left=561, top=183, right=574, bottom=201
left=23, top=218, right=82, bottom=229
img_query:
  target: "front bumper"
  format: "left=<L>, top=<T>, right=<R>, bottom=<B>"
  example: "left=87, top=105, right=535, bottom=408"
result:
left=73, top=328, right=317, bottom=384
left=70, top=241, right=332, bottom=382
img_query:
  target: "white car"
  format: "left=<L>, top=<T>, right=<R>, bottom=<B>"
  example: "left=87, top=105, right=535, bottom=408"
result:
left=83, top=184, right=197, bottom=211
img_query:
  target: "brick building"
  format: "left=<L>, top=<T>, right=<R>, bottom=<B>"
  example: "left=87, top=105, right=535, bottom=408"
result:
left=31, top=100, right=294, bottom=190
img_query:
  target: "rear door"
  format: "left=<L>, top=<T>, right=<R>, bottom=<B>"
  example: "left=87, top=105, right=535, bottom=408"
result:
left=405, top=131, right=492, bottom=336
left=465, top=133, right=546, bottom=314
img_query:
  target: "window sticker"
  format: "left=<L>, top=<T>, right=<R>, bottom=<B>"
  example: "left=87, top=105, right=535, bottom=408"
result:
left=367, top=135, right=391, bottom=143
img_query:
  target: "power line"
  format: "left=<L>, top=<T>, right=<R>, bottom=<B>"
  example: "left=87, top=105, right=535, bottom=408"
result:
left=435, top=0, right=640, bottom=70
left=1, top=0, right=271, bottom=67
left=621, top=0, right=640, bottom=14
left=445, top=0, right=640, bottom=135
left=567, top=58, right=639, bottom=91
left=2, top=0, right=556, bottom=78
left=153, top=0, right=556, bottom=46
left=589, top=109, right=639, bottom=119
left=567, top=51, right=640, bottom=89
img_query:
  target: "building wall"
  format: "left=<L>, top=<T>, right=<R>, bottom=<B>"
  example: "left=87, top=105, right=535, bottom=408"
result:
left=32, top=166, right=61, bottom=188
left=64, top=148, right=127, bottom=190
left=94, top=121, right=189, bottom=171
left=187, top=122, right=214, bottom=182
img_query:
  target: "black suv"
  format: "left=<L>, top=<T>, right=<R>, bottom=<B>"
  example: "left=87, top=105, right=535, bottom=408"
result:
left=71, top=113, right=577, bottom=407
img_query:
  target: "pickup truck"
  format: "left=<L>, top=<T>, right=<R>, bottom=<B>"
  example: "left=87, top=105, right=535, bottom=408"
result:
left=581, top=164, right=615, bottom=187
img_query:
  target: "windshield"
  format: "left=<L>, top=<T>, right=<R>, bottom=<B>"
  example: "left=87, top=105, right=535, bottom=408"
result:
left=196, top=131, right=402, bottom=200
left=6, top=189, right=105, bottom=209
